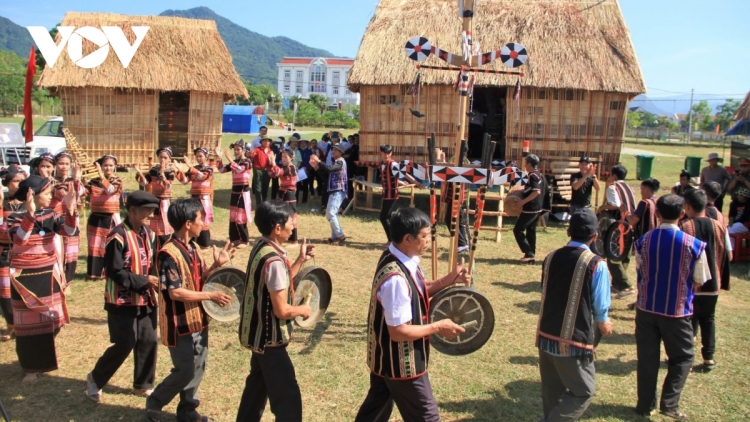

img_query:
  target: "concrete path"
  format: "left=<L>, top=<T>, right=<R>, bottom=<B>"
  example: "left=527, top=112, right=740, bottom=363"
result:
left=621, top=147, right=681, bottom=158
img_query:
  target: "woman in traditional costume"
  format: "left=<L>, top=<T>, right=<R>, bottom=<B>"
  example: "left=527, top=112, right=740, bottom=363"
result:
left=0, top=166, right=26, bottom=342
left=8, top=175, right=77, bottom=382
left=51, top=152, right=85, bottom=283
left=269, top=149, right=299, bottom=243
left=29, top=153, right=55, bottom=180
left=218, top=140, right=252, bottom=248
left=135, top=147, right=176, bottom=244
left=178, top=147, right=220, bottom=249
left=86, top=155, right=123, bottom=280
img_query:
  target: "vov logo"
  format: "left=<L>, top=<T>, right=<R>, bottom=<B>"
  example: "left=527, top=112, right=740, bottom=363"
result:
left=27, top=26, right=150, bottom=69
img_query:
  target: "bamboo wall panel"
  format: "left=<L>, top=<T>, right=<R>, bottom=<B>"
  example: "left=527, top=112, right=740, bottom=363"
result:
left=59, top=87, right=157, bottom=165
left=188, top=92, right=224, bottom=158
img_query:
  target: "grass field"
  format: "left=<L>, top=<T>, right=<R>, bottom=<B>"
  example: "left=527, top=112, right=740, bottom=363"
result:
left=0, top=123, right=749, bottom=421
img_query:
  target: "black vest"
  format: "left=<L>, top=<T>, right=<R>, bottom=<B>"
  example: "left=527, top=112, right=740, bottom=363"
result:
left=538, top=247, right=602, bottom=354
left=679, top=217, right=730, bottom=293
left=367, top=250, right=429, bottom=379
left=239, top=239, right=294, bottom=353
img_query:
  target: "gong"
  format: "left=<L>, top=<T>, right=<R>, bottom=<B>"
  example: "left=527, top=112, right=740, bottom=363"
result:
left=293, top=266, right=333, bottom=328
left=429, top=286, right=494, bottom=356
left=201, top=267, right=246, bottom=322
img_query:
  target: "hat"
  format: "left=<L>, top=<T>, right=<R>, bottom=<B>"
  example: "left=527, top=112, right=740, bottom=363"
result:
left=29, top=153, right=55, bottom=169
left=260, top=136, right=273, bottom=142
left=569, top=208, right=598, bottom=240
left=126, top=190, right=160, bottom=209
left=14, top=175, right=52, bottom=201
left=706, top=152, right=723, bottom=162
left=299, top=138, right=309, bottom=144
left=231, top=139, right=246, bottom=149
left=332, top=144, right=347, bottom=154
left=289, top=137, right=299, bottom=144
left=96, top=154, right=118, bottom=167
left=579, top=156, right=591, bottom=164
left=291, top=133, right=301, bottom=140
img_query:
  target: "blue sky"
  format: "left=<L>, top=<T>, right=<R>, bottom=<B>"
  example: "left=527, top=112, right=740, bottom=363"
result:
left=2, top=0, right=748, bottom=105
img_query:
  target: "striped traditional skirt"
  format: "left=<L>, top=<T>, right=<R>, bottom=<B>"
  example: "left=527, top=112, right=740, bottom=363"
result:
left=10, top=263, right=68, bottom=373
left=193, top=193, right=214, bottom=224
left=0, top=245, right=11, bottom=324
left=230, top=187, right=252, bottom=225
left=87, top=212, right=121, bottom=280
left=150, top=198, right=174, bottom=236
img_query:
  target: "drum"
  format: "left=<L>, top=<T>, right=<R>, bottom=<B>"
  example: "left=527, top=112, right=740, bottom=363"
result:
left=429, top=286, right=495, bottom=356
left=503, top=186, right=524, bottom=217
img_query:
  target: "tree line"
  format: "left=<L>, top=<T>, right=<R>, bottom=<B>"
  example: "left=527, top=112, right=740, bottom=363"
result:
left=627, top=99, right=742, bottom=133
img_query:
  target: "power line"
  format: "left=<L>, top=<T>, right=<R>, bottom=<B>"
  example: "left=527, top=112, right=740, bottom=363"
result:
left=647, top=87, right=746, bottom=97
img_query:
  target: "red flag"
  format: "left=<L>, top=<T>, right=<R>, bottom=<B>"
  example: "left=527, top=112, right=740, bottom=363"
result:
left=23, top=46, right=36, bottom=144
left=715, top=124, right=720, bottom=135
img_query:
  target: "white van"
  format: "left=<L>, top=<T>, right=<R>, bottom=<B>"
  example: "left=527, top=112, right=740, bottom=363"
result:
left=27, top=116, right=67, bottom=157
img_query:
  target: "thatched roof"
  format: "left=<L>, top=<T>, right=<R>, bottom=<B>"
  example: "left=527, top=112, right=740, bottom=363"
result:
left=348, top=0, right=646, bottom=95
left=38, top=12, right=248, bottom=97
left=734, top=92, right=750, bottom=122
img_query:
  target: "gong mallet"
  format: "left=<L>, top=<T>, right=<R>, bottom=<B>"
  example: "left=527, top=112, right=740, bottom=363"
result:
left=427, top=134, right=439, bottom=280
left=460, top=320, right=479, bottom=329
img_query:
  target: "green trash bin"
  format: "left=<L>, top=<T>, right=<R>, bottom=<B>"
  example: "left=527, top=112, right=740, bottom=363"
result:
left=636, top=154, right=654, bottom=180
left=684, top=156, right=702, bottom=177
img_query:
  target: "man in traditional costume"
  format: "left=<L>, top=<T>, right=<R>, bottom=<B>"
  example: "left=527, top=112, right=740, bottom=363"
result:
left=513, top=154, right=547, bottom=263
left=596, top=165, right=636, bottom=298
left=7, top=175, right=77, bottom=382
left=628, top=178, right=661, bottom=239
left=537, top=208, right=613, bottom=421
left=634, top=194, right=709, bottom=420
left=0, top=166, right=26, bottom=342
left=310, top=144, right=348, bottom=245
left=86, top=155, right=123, bottom=279
left=378, top=144, right=401, bottom=242
left=86, top=190, right=160, bottom=403
left=679, top=189, right=731, bottom=373
left=355, top=207, right=469, bottom=422
left=249, top=136, right=274, bottom=207
left=236, top=200, right=314, bottom=422
left=219, top=140, right=253, bottom=248
left=145, top=198, right=233, bottom=422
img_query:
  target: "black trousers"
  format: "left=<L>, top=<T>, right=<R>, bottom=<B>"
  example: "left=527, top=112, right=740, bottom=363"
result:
left=252, top=169, right=270, bottom=207
left=607, top=254, right=632, bottom=292
left=380, top=199, right=398, bottom=242
left=692, top=295, right=718, bottom=361
left=236, top=346, right=302, bottom=422
left=443, top=202, right=469, bottom=248
left=715, top=193, right=725, bottom=213
left=514, top=212, right=541, bottom=258
left=355, top=372, right=440, bottom=422
left=297, top=181, right=308, bottom=203
left=270, top=177, right=280, bottom=201
left=91, top=307, right=158, bottom=390
left=635, top=309, right=694, bottom=414
left=0, top=297, right=12, bottom=326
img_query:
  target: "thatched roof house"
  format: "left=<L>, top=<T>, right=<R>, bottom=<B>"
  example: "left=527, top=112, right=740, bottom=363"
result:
left=39, top=12, right=248, bottom=165
left=348, top=0, right=646, bottom=170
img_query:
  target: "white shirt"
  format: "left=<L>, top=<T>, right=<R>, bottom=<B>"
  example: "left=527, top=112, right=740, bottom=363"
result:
left=605, top=185, right=621, bottom=207
left=251, top=135, right=263, bottom=150
left=377, top=244, right=425, bottom=327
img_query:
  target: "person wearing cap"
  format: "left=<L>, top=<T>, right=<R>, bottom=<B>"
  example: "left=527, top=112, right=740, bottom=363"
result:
left=596, top=165, right=637, bottom=299
left=87, top=155, right=124, bottom=279
left=6, top=175, right=78, bottom=382
left=248, top=136, right=275, bottom=207
left=147, top=198, right=233, bottom=422
left=310, top=143, right=348, bottom=244
left=51, top=152, right=85, bottom=283
left=250, top=125, right=269, bottom=150
left=0, top=166, right=26, bottom=342
left=85, top=190, right=160, bottom=402
left=135, top=147, right=177, bottom=242
left=726, top=157, right=750, bottom=204
left=178, top=147, right=222, bottom=249
left=679, top=189, right=731, bottom=374
left=268, top=149, right=299, bottom=243
left=537, top=208, right=613, bottom=422
left=699, top=152, right=731, bottom=211
left=219, top=140, right=253, bottom=248
left=633, top=194, right=708, bottom=420
left=236, top=201, right=314, bottom=422
left=570, top=156, right=600, bottom=215
left=513, top=154, right=548, bottom=263
left=297, top=139, right=313, bottom=204
left=355, top=207, right=468, bottom=422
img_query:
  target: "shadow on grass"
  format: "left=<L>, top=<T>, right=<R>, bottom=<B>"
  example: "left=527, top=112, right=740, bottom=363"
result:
left=492, top=280, right=540, bottom=294
left=598, top=331, right=636, bottom=346
left=509, top=355, right=539, bottom=366
left=335, top=241, right=387, bottom=253
left=595, top=354, right=638, bottom=376
left=299, top=312, right=336, bottom=355
left=69, top=316, right=107, bottom=326
left=440, top=380, right=541, bottom=421
left=516, top=300, right=541, bottom=315
left=476, top=256, right=542, bottom=266
left=0, top=363, right=144, bottom=421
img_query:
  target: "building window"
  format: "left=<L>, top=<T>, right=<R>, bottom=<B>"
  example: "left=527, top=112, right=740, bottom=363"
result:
left=296, top=83, right=302, bottom=94
left=296, top=70, right=303, bottom=80
left=284, top=70, right=290, bottom=79
left=284, top=85, right=290, bottom=94
left=310, top=66, right=326, bottom=93
left=610, top=101, right=624, bottom=110
left=333, top=87, right=339, bottom=95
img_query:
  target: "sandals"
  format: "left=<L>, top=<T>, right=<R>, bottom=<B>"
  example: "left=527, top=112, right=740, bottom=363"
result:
left=660, top=409, right=689, bottom=420
left=0, top=328, right=15, bottom=342
left=132, top=388, right=154, bottom=397
left=616, top=289, right=635, bottom=299
left=519, top=256, right=536, bottom=264
left=86, top=372, right=101, bottom=403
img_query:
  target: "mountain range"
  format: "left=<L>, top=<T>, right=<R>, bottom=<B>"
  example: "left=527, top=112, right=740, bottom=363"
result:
left=0, top=7, right=335, bottom=87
